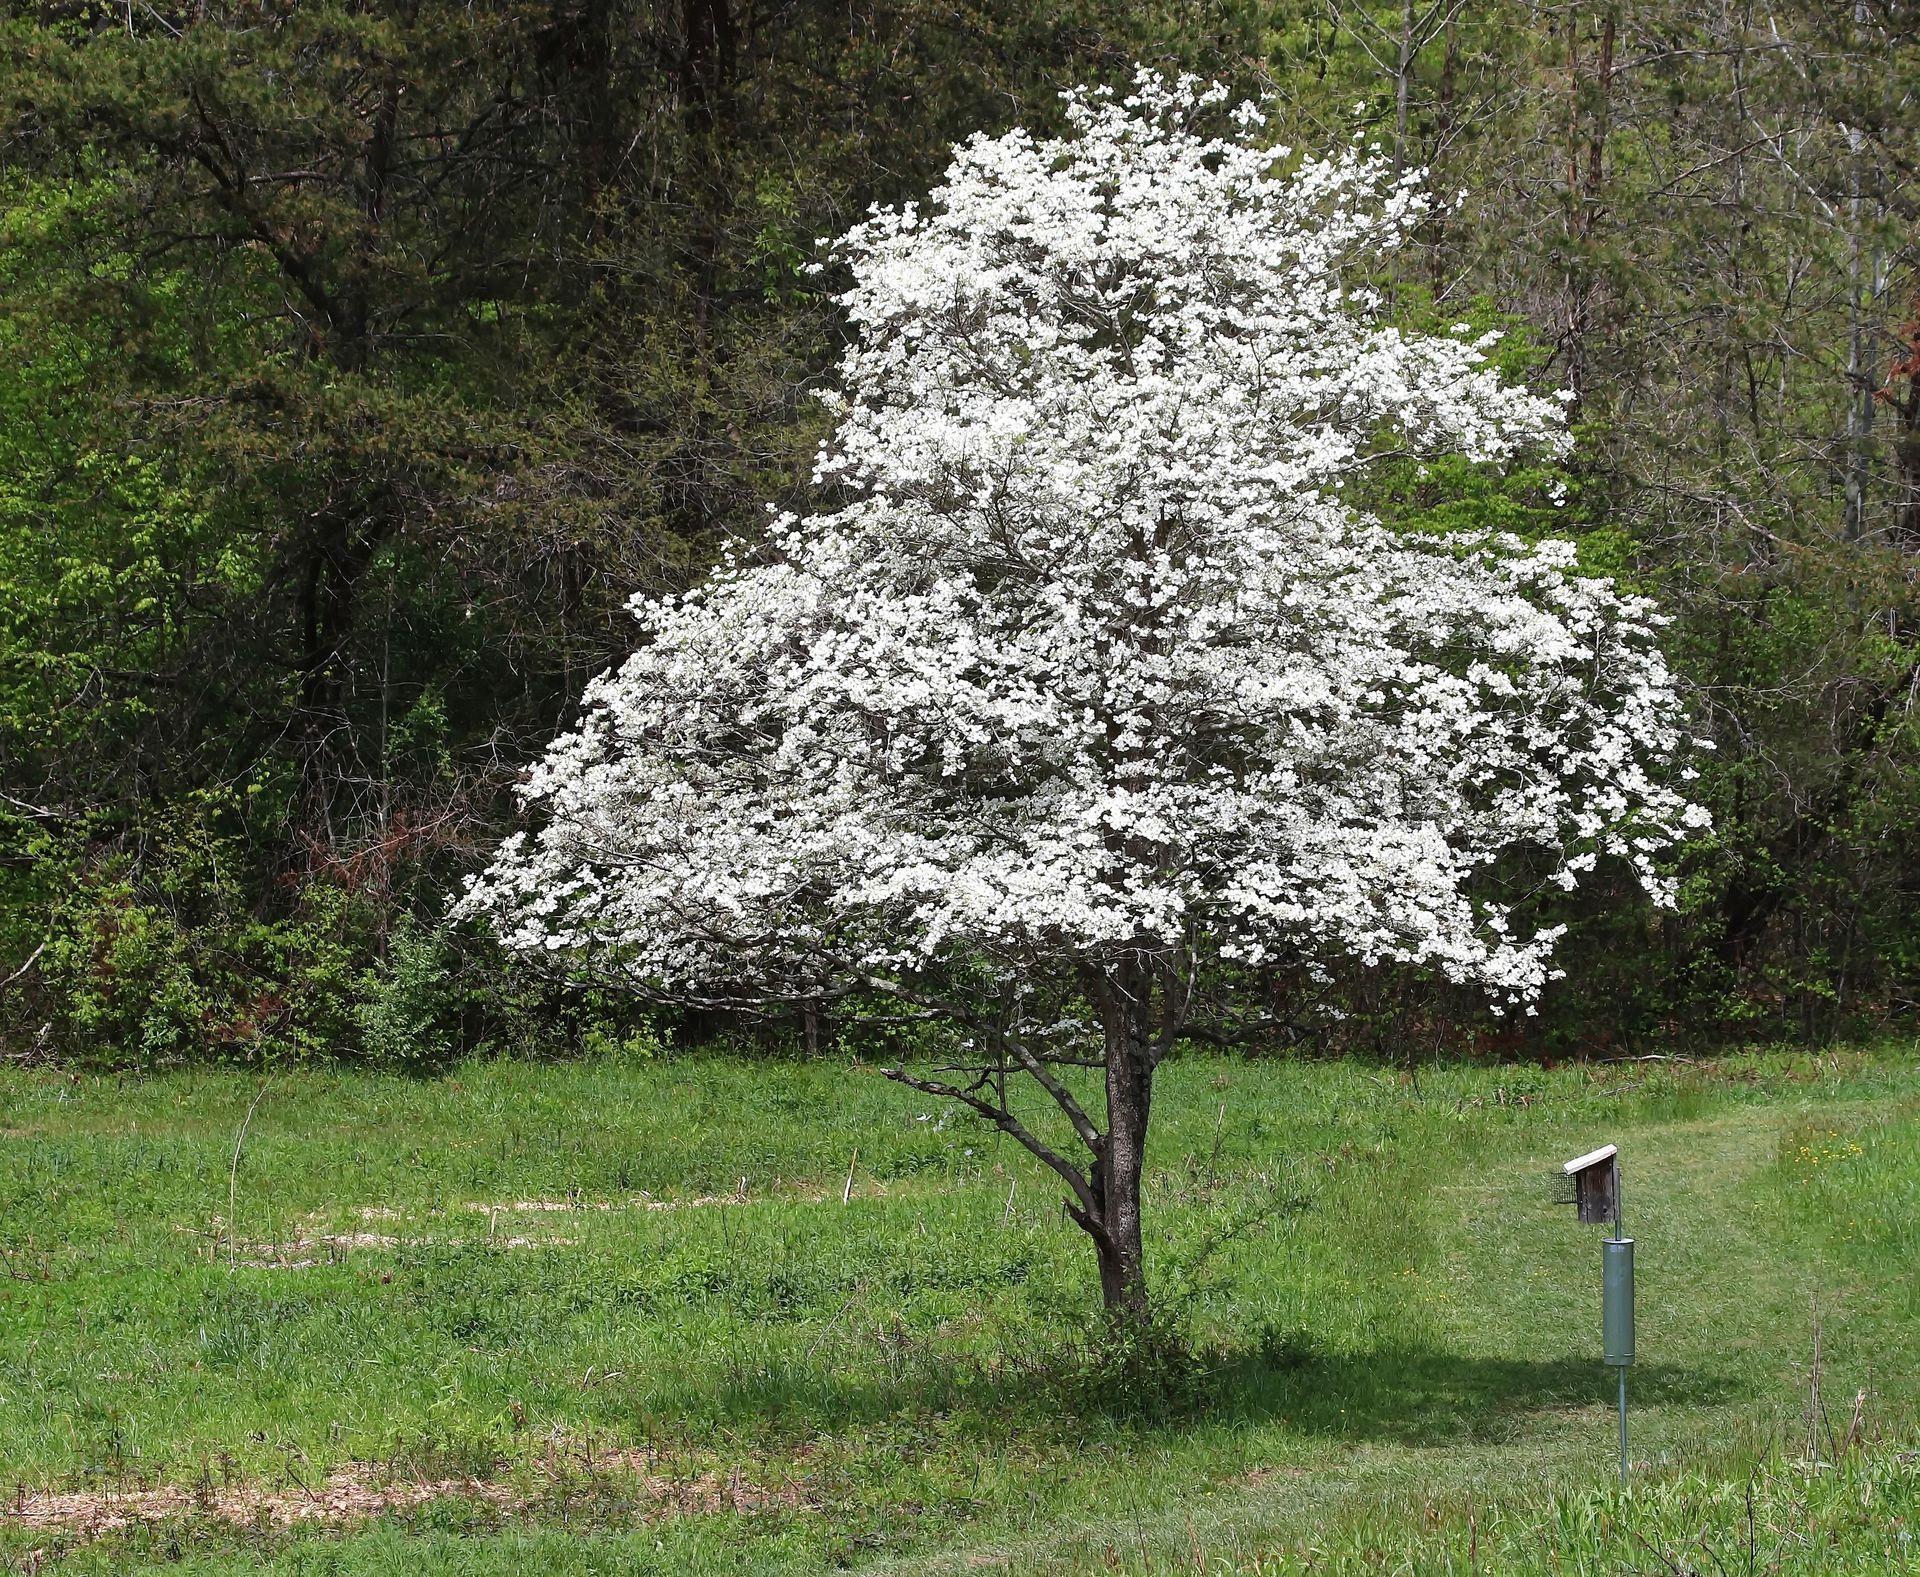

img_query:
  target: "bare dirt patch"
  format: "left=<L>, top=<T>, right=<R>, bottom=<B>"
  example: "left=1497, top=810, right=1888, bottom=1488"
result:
left=4, top=1449, right=813, bottom=1538
left=458, top=1182, right=832, bottom=1215
left=6, top=1471, right=515, bottom=1536
left=226, top=1227, right=580, bottom=1268
left=197, top=1182, right=853, bottom=1269
left=1230, top=1465, right=1312, bottom=1489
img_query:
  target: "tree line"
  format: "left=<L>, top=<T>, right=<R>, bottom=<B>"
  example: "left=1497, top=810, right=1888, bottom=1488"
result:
left=0, top=0, right=1914, bottom=1065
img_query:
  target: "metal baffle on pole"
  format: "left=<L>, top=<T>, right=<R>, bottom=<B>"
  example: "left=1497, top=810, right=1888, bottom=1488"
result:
left=1603, top=1235, right=1634, bottom=1484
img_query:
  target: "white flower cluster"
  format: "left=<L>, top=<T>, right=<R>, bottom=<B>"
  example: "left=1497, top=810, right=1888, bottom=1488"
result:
left=460, top=72, right=1707, bottom=1011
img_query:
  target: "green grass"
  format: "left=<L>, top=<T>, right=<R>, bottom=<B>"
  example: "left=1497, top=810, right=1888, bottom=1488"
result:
left=3, top=1044, right=1919, bottom=1572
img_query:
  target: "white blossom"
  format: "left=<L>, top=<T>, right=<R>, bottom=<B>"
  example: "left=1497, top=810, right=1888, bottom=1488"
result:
left=459, top=71, right=1704, bottom=1017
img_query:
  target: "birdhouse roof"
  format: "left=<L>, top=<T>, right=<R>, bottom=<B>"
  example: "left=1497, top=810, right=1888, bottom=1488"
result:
left=1562, top=1143, right=1618, bottom=1176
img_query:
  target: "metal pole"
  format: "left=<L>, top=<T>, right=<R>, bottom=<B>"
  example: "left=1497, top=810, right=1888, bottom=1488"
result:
left=1613, top=1162, right=1628, bottom=1486
left=1618, top=1368, right=1628, bottom=1485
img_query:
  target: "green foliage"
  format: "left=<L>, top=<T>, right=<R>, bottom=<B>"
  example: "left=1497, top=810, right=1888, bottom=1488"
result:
left=354, top=920, right=456, bottom=1069
left=34, top=799, right=365, bottom=1066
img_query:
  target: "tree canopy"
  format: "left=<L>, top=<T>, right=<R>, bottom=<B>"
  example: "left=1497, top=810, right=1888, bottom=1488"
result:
left=461, top=77, right=1705, bottom=1314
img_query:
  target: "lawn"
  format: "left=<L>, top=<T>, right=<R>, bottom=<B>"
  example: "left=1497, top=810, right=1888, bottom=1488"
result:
left=3, top=1044, right=1918, bottom=1572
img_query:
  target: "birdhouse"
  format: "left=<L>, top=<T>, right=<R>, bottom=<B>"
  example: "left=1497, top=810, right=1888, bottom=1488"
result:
left=1562, top=1143, right=1619, bottom=1227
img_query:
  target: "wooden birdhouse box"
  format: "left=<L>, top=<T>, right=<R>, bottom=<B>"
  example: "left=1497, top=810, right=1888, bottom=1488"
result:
left=1562, top=1143, right=1619, bottom=1227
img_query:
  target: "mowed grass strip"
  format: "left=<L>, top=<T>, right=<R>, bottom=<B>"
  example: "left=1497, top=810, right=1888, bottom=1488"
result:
left=2, top=1045, right=1917, bottom=1573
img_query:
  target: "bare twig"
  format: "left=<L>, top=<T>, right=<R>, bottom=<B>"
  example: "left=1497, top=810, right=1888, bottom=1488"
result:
left=1, top=943, right=46, bottom=991
left=0, top=791, right=62, bottom=820
left=226, top=1076, right=276, bottom=1270
left=1807, top=1296, right=1822, bottom=1464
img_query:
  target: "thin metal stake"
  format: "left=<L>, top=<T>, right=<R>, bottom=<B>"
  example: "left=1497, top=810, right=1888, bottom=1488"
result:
left=1618, top=1367, right=1628, bottom=1486
left=1615, top=1174, right=1627, bottom=1486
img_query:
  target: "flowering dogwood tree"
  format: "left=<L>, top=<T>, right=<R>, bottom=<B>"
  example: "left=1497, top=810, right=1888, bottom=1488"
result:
left=460, top=74, right=1704, bottom=1321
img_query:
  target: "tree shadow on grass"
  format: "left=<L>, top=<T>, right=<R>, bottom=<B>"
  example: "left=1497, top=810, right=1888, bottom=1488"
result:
left=685, top=1331, right=1739, bottom=1449
left=1205, top=1339, right=1737, bottom=1447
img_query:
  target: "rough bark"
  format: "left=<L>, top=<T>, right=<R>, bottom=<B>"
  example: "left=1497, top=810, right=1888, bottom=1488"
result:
left=1085, top=963, right=1158, bottom=1325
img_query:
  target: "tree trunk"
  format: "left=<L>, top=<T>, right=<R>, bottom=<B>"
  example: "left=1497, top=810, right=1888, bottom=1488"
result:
left=1393, top=0, right=1414, bottom=180
left=1086, top=965, right=1156, bottom=1325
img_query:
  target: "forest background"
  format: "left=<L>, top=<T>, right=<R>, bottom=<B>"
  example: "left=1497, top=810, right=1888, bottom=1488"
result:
left=0, top=0, right=1914, bottom=1069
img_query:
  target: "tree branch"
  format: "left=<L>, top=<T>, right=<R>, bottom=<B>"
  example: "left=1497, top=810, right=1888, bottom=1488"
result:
left=0, top=943, right=46, bottom=991
left=1004, top=1041, right=1103, bottom=1156
left=879, top=1065, right=1102, bottom=1226
left=0, top=791, right=64, bottom=821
